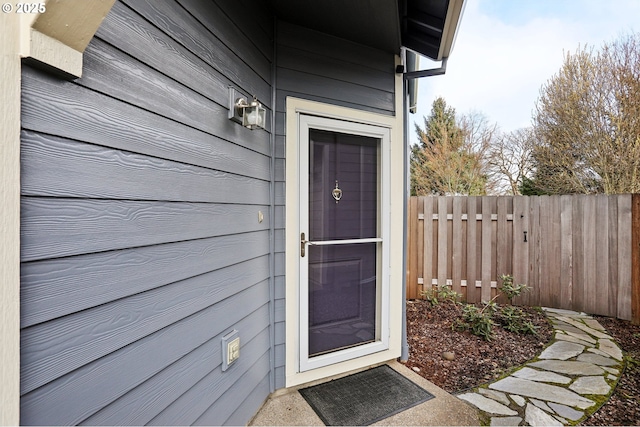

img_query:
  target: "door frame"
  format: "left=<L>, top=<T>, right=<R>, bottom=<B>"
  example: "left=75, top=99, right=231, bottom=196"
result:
left=298, top=114, right=390, bottom=372
left=285, top=97, right=404, bottom=387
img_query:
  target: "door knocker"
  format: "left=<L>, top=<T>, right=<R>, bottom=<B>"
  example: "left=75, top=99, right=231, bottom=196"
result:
left=332, top=180, right=342, bottom=203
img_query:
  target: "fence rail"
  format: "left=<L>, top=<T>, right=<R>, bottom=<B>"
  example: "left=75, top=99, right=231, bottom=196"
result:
left=407, top=195, right=640, bottom=322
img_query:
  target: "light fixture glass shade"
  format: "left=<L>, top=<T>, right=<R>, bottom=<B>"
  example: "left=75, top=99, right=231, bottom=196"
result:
left=242, top=99, right=266, bottom=130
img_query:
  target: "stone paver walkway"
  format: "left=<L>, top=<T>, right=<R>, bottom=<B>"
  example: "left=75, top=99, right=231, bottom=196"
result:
left=457, top=308, right=624, bottom=426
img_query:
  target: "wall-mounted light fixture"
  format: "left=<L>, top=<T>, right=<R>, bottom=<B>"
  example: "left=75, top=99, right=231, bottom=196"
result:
left=228, top=87, right=266, bottom=130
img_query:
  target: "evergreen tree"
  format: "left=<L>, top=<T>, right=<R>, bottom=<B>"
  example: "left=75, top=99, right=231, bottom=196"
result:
left=411, top=98, right=488, bottom=196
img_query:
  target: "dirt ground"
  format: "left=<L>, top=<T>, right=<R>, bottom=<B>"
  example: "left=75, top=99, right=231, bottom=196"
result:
left=403, top=299, right=640, bottom=425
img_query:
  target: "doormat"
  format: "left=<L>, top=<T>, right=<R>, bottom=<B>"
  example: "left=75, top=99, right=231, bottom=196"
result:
left=298, top=364, right=435, bottom=426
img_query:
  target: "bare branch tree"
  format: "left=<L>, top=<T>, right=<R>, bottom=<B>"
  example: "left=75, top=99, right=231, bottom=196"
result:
left=487, top=128, right=535, bottom=195
left=531, top=33, right=640, bottom=194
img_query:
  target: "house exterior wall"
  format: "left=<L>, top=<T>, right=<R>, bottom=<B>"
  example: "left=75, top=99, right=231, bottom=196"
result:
left=274, top=21, right=401, bottom=388
left=17, top=1, right=403, bottom=424
left=19, top=1, right=275, bottom=425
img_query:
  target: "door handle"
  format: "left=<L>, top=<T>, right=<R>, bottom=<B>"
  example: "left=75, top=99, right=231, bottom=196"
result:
left=300, top=232, right=315, bottom=257
left=301, top=233, right=306, bottom=257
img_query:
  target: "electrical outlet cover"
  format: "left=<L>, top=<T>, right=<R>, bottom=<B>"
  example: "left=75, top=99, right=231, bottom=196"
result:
left=222, top=330, right=239, bottom=371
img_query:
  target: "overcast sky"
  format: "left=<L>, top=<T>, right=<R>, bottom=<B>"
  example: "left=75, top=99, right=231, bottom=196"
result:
left=412, top=0, right=640, bottom=143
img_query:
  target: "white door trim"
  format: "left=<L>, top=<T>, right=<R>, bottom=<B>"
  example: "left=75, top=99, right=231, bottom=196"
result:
left=285, top=97, right=403, bottom=387
left=298, top=115, right=391, bottom=372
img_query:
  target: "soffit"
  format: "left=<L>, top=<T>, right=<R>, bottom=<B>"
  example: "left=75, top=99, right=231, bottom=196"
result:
left=270, top=0, right=458, bottom=60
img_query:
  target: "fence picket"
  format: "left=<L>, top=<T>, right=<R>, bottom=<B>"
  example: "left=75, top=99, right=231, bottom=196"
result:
left=466, top=197, right=477, bottom=302
left=560, top=195, right=573, bottom=309
left=438, top=196, right=448, bottom=287
left=406, top=194, right=636, bottom=322
left=452, top=197, right=463, bottom=295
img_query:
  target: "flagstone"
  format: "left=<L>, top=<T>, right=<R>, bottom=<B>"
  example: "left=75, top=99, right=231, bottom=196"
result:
left=555, top=332, right=594, bottom=347
left=577, top=353, right=618, bottom=367
left=539, top=341, right=584, bottom=360
left=598, top=339, right=623, bottom=361
left=587, top=347, right=615, bottom=358
left=583, top=318, right=606, bottom=331
left=489, top=377, right=595, bottom=409
left=512, top=367, right=571, bottom=384
left=555, top=316, right=613, bottom=339
left=564, top=330, right=597, bottom=344
left=458, top=393, right=518, bottom=416
left=525, top=403, right=563, bottom=427
left=569, top=376, right=610, bottom=395
left=478, top=388, right=511, bottom=406
left=529, top=398, right=554, bottom=414
left=490, top=416, right=523, bottom=426
left=602, top=366, right=619, bottom=375
left=543, top=307, right=587, bottom=317
left=547, top=402, right=584, bottom=421
left=607, top=374, right=617, bottom=381
left=529, top=360, right=604, bottom=376
left=510, top=395, right=526, bottom=407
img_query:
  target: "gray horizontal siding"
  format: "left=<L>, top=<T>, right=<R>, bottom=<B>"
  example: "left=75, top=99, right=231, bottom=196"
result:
left=20, top=0, right=275, bottom=425
left=21, top=284, right=270, bottom=426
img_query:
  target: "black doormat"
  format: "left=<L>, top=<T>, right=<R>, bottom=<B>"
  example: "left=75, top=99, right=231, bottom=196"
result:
left=298, top=364, right=435, bottom=426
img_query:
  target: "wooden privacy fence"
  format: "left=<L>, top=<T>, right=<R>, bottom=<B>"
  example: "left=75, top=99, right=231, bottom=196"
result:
left=407, top=195, right=640, bottom=322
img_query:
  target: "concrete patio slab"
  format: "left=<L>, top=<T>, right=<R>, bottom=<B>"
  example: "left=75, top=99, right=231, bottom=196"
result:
left=250, top=361, right=480, bottom=426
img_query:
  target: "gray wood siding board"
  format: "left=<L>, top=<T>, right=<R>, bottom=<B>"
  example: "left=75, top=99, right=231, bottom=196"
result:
left=277, top=68, right=394, bottom=113
left=275, top=343, right=285, bottom=367
left=277, top=21, right=392, bottom=73
left=21, top=230, right=269, bottom=328
left=21, top=256, right=270, bottom=394
left=275, top=253, right=285, bottom=276
left=177, top=0, right=272, bottom=72
left=275, top=111, right=286, bottom=136
left=20, top=285, right=269, bottom=425
left=152, top=348, right=270, bottom=425
left=275, top=206, right=285, bottom=228
left=21, top=198, right=269, bottom=262
left=275, top=182, right=285, bottom=206
left=21, top=70, right=271, bottom=165
left=275, top=231, right=285, bottom=252
left=276, top=90, right=392, bottom=118
left=95, top=1, right=270, bottom=114
left=217, top=373, right=271, bottom=427
left=81, top=39, right=274, bottom=142
left=275, top=367, right=285, bottom=390
left=275, top=276, right=285, bottom=300
left=277, top=44, right=394, bottom=93
left=275, top=135, right=285, bottom=158
left=213, top=0, right=273, bottom=57
left=20, top=135, right=269, bottom=205
left=275, top=321, right=285, bottom=345
left=275, top=158, right=285, bottom=181
left=121, top=0, right=271, bottom=101
left=275, top=299, right=285, bottom=323
left=80, top=319, right=270, bottom=425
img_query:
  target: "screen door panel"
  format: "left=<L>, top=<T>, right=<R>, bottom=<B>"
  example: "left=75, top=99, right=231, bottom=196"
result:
left=307, top=129, right=379, bottom=357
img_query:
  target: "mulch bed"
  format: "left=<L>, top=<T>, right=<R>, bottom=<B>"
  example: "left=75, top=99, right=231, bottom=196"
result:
left=403, top=299, right=640, bottom=425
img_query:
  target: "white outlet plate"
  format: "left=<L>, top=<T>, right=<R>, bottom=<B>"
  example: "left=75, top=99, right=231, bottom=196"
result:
left=228, top=337, right=240, bottom=364
left=222, top=330, right=240, bottom=371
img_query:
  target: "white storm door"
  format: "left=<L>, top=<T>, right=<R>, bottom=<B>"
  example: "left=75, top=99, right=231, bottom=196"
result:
left=299, top=115, right=390, bottom=372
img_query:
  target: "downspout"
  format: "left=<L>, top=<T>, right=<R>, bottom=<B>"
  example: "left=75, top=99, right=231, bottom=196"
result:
left=400, top=51, right=449, bottom=362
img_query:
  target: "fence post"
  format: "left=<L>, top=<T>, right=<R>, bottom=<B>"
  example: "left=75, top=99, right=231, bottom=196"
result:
left=632, top=194, right=640, bottom=324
